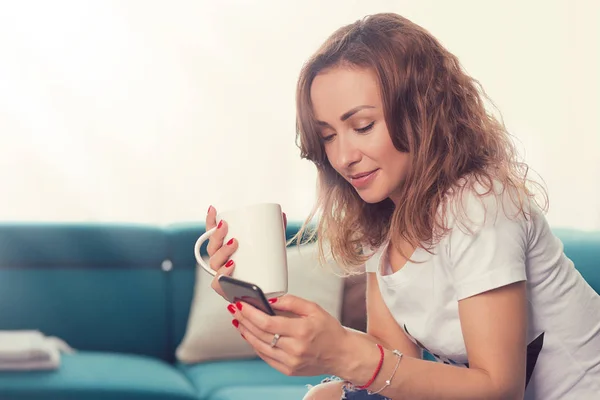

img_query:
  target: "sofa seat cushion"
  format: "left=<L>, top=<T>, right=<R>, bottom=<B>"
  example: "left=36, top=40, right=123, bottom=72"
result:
left=178, top=359, right=327, bottom=399
left=209, top=385, right=311, bottom=400
left=0, top=352, right=197, bottom=400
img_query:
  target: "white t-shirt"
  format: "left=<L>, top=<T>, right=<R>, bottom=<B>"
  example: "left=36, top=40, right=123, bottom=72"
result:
left=366, top=184, right=600, bottom=399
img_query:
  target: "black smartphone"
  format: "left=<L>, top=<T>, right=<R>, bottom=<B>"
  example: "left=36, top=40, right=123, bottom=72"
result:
left=218, top=275, right=275, bottom=316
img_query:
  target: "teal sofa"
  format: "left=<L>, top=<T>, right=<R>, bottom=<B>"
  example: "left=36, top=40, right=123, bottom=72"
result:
left=0, top=223, right=598, bottom=400
left=0, top=222, right=327, bottom=400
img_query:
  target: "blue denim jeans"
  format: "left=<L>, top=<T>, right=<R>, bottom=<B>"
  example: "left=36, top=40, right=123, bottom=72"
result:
left=318, top=376, right=391, bottom=400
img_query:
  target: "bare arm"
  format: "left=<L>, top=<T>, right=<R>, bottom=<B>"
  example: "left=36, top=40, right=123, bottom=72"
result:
left=338, top=281, right=528, bottom=399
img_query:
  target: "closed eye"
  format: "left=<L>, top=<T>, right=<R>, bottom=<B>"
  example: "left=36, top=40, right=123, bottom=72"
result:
left=356, top=121, right=375, bottom=134
left=321, top=133, right=336, bottom=143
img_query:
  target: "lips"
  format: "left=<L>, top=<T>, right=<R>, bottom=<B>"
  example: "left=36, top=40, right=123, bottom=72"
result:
left=348, top=169, right=379, bottom=189
left=350, top=169, right=378, bottom=180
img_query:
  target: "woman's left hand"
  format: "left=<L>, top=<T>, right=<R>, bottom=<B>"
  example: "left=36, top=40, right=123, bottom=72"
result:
left=227, top=294, right=348, bottom=377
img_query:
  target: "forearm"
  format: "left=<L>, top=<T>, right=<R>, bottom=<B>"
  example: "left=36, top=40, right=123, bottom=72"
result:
left=343, top=327, right=419, bottom=356
left=343, top=327, right=379, bottom=344
left=337, top=331, right=520, bottom=400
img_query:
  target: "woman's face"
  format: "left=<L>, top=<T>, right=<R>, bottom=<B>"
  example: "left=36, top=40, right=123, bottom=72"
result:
left=310, top=66, right=410, bottom=205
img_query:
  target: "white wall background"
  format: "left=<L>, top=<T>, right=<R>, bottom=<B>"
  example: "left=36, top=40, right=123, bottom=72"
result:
left=0, top=0, right=598, bottom=230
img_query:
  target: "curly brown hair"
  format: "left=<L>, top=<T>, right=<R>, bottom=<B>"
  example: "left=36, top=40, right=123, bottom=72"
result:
left=294, top=13, right=547, bottom=273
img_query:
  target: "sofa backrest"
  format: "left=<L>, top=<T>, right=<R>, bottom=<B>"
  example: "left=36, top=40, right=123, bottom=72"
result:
left=554, top=228, right=600, bottom=294
left=0, top=223, right=596, bottom=364
left=0, top=223, right=172, bottom=360
left=164, top=223, right=205, bottom=362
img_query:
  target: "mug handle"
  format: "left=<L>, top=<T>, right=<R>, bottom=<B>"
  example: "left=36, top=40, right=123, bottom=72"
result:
left=194, top=227, right=217, bottom=276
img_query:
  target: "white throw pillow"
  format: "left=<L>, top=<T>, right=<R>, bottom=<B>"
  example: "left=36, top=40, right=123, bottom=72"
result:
left=176, top=242, right=344, bottom=363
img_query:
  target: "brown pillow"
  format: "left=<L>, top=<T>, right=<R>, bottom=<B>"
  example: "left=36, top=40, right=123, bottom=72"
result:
left=340, top=267, right=367, bottom=332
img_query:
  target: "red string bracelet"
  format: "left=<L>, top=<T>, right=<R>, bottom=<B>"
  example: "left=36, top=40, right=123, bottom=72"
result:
left=356, top=343, right=384, bottom=390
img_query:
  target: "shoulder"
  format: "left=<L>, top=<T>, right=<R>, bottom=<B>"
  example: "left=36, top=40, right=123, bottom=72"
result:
left=438, top=176, right=536, bottom=299
left=437, top=175, right=541, bottom=264
left=442, top=175, right=534, bottom=236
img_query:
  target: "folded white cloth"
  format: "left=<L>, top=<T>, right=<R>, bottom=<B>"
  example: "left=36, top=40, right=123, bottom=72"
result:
left=0, top=330, right=75, bottom=371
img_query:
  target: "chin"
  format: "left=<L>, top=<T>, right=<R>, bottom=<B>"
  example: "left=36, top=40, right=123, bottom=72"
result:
left=356, top=189, right=390, bottom=204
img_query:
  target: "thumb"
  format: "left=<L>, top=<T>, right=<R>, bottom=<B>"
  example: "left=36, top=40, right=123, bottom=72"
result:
left=270, top=294, right=317, bottom=316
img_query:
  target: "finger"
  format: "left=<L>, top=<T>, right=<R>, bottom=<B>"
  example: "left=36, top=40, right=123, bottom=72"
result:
left=210, top=261, right=236, bottom=298
left=236, top=321, right=291, bottom=367
left=236, top=312, right=285, bottom=348
left=282, top=212, right=287, bottom=229
left=233, top=300, right=300, bottom=337
left=208, top=236, right=238, bottom=272
left=255, top=350, right=293, bottom=376
left=269, top=294, right=319, bottom=317
left=211, top=281, right=226, bottom=299
left=206, top=205, right=217, bottom=230
left=206, top=219, right=230, bottom=258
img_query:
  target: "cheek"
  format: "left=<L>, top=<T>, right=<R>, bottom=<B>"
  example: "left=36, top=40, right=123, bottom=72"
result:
left=364, top=125, right=394, bottom=159
left=391, top=153, right=410, bottom=178
left=323, top=146, right=341, bottom=172
left=378, top=147, right=409, bottom=173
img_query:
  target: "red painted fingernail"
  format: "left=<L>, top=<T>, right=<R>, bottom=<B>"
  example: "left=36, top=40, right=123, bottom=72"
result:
left=207, top=205, right=213, bottom=214
left=227, top=304, right=236, bottom=314
left=227, top=238, right=234, bottom=246
left=236, top=302, right=243, bottom=311
left=268, top=298, right=277, bottom=304
left=225, top=260, right=234, bottom=268
left=217, top=220, right=223, bottom=229
left=232, top=319, right=239, bottom=328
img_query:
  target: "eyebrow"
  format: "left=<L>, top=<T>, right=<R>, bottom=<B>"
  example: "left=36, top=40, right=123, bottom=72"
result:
left=316, top=105, right=375, bottom=126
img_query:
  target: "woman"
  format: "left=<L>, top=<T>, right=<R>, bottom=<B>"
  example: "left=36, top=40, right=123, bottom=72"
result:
left=205, top=13, right=600, bottom=399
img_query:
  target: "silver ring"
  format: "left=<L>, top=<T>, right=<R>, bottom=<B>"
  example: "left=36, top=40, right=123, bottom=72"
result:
left=270, top=333, right=280, bottom=348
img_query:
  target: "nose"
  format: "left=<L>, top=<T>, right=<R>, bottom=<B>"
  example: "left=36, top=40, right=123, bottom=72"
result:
left=336, top=133, right=362, bottom=168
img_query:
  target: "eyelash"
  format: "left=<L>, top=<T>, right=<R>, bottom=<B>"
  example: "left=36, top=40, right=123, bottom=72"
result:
left=321, top=121, right=375, bottom=143
left=356, top=121, right=375, bottom=134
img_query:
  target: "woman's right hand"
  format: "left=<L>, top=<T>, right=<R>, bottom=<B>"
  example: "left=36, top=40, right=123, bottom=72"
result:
left=205, top=205, right=238, bottom=299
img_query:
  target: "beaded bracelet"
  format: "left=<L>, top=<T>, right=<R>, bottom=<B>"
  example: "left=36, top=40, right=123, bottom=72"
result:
left=355, top=343, right=384, bottom=390
left=369, top=349, right=403, bottom=395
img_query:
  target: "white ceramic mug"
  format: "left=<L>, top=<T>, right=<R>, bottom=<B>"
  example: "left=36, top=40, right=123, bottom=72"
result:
left=194, top=202, right=288, bottom=298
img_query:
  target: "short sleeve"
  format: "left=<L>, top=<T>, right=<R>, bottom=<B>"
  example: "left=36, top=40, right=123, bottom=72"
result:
left=447, top=190, right=528, bottom=300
